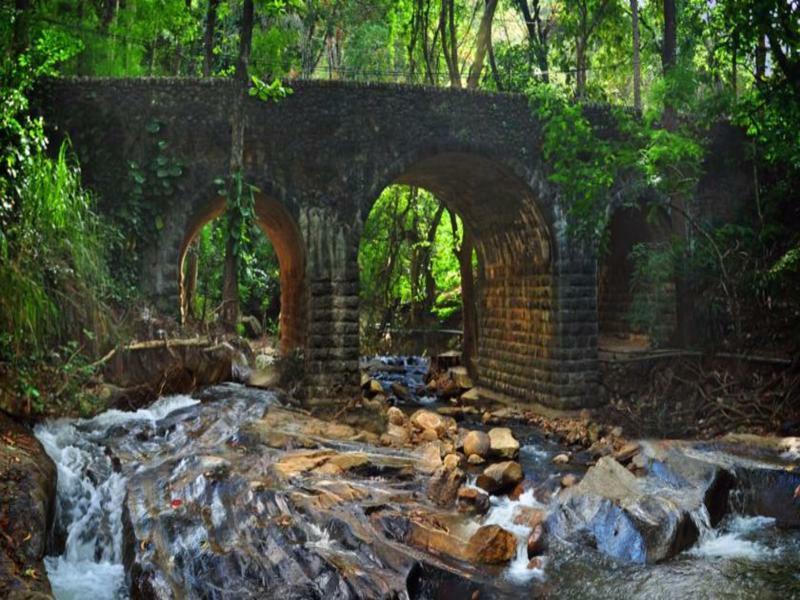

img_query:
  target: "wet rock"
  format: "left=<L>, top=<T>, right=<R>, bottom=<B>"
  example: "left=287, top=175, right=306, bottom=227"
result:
left=588, top=440, right=613, bottom=458
left=466, top=525, right=516, bottom=564
left=487, top=427, right=520, bottom=459
left=427, top=466, right=466, bottom=507
left=631, top=452, right=648, bottom=470
left=614, top=442, right=640, bottom=464
left=463, top=430, right=490, bottom=458
left=442, top=453, right=464, bottom=470
left=552, top=453, right=571, bottom=465
left=0, top=413, right=56, bottom=598
left=390, top=382, right=411, bottom=401
left=512, top=506, right=545, bottom=529
left=391, top=510, right=470, bottom=563
left=560, top=473, right=578, bottom=488
left=364, top=378, right=384, bottom=397
left=547, top=456, right=708, bottom=564
left=457, top=488, right=490, bottom=515
left=476, top=461, right=523, bottom=494
left=420, top=428, right=439, bottom=442
left=418, top=443, right=443, bottom=474
left=381, top=423, right=410, bottom=447
left=101, top=339, right=235, bottom=411
left=447, top=367, right=473, bottom=390
left=527, top=557, right=544, bottom=570
left=527, top=523, right=547, bottom=557
left=467, top=454, right=485, bottom=465
left=460, top=388, right=481, bottom=404
left=410, top=410, right=445, bottom=435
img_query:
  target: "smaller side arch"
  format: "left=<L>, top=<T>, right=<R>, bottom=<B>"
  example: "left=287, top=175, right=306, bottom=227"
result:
left=178, top=194, right=306, bottom=354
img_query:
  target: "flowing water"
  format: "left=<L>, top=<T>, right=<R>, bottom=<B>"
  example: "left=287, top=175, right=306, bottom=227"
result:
left=33, top=368, right=800, bottom=599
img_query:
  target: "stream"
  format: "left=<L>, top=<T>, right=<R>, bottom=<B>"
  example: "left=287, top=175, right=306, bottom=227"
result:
left=33, top=358, right=800, bottom=599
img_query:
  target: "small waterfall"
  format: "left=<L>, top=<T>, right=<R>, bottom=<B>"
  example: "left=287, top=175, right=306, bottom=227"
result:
left=34, top=395, right=201, bottom=600
left=482, top=487, right=548, bottom=584
left=689, top=503, right=713, bottom=544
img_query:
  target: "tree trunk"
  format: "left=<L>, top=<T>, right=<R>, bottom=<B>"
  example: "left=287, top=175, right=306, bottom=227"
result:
left=466, top=0, right=499, bottom=89
left=661, top=0, right=677, bottom=128
left=459, top=230, right=478, bottom=379
left=221, top=232, right=239, bottom=330
left=203, top=0, right=220, bottom=76
left=576, top=38, right=587, bottom=97
left=731, top=29, right=739, bottom=99
left=221, top=0, right=255, bottom=331
left=449, top=211, right=478, bottom=378
left=631, top=0, right=641, bottom=110
left=439, top=0, right=461, bottom=87
left=661, top=0, right=690, bottom=347
left=755, top=35, right=766, bottom=80
left=517, top=0, right=549, bottom=83
left=12, top=0, right=30, bottom=56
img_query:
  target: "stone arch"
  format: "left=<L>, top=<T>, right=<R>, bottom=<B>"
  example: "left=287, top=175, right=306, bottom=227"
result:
left=354, top=149, right=588, bottom=406
left=178, top=193, right=306, bottom=354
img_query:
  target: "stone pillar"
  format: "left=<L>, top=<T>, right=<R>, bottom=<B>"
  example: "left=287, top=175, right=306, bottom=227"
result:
left=300, top=206, right=360, bottom=401
left=550, top=243, right=601, bottom=408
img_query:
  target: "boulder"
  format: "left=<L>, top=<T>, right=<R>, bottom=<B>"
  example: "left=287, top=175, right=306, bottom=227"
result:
left=0, top=413, right=56, bottom=598
left=364, top=379, right=384, bottom=397
left=418, top=443, right=443, bottom=474
left=456, top=487, right=490, bottom=515
left=447, top=367, right=473, bottom=390
left=410, top=410, right=445, bottom=435
left=466, top=525, right=517, bottom=564
left=527, top=523, right=547, bottom=557
left=488, top=427, right=520, bottom=459
left=442, top=453, right=464, bottom=470
left=552, top=453, right=571, bottom=465
left=546, top=455, right=728, bottom=564
left=476, top=461, right=523, bottom=494
left=390, top=382, right=411, bottom=401
left=387, top=406, right=406, bottom=426
left=513, top=506, right=545, bottom=529
left=614, top=442, right=640, bottom=464
left=419, top=428, right=439, bottom=442
left=427, top=466, right=466, bottom=507
left=460, top=388, right=481, bottom=404
left=385, top=423, right=410, bottom=445
left=560, top=474, right=578, bottom=488
left=463, top=430, right=490, bottom=458
left=100, top=339, right=235, bottom=411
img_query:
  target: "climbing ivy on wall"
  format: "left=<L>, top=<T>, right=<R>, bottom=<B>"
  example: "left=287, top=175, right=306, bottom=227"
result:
left=526, top=84, right=641, bottom=242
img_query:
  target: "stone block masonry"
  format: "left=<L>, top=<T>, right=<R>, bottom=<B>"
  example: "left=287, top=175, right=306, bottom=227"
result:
left=36, top=77, right=637, bottom=409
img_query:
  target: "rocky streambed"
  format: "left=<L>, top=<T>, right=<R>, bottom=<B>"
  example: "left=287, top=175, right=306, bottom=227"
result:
left=28, top=358, right=800, bottom=599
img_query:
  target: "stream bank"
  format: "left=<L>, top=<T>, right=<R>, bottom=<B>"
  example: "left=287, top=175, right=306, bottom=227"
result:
left=25, top=356, right=800, bottom=599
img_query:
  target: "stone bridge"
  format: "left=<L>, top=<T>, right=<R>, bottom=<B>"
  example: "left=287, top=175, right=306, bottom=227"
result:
left=38, top=78, right=638, bottom=409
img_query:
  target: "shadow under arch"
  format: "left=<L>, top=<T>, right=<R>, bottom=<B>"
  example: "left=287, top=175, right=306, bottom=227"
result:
left=178, top=194, right=306, bottom=354
left=598, top=203, right=675, bottom=346
left=360, top=150, right=560, bottom=400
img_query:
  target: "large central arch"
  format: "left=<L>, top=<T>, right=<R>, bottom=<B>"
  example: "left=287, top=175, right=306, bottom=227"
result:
left=178, top=194, right=306, bottom=354
left=354, top=150, right=586, bottom=407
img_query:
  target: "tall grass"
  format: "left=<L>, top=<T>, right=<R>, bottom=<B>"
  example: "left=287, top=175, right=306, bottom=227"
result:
left=0, top=143, right=114, bottom=358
